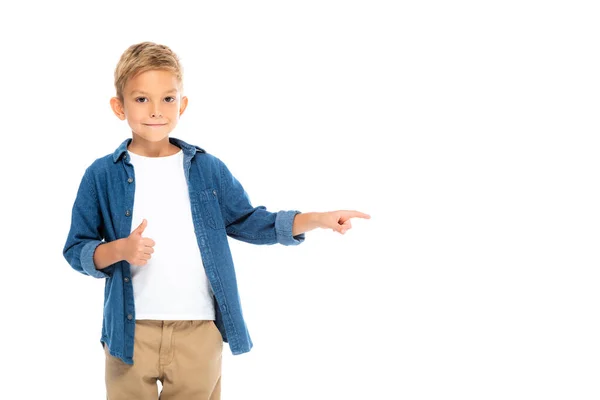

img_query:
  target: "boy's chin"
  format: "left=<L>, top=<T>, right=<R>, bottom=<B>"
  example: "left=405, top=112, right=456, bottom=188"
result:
left=133, top=129, right=173, bottom=141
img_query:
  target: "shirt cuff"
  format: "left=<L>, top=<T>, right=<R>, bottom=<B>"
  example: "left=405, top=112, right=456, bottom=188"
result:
left=81, top=240, right=111, bottom=279
left=275, top=210, right=306, bottom=246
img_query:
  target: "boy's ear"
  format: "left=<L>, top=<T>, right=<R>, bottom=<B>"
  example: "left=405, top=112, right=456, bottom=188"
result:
left=110, top=97, right=126, bottom=120
left=179, top=96, right=189, bottom=117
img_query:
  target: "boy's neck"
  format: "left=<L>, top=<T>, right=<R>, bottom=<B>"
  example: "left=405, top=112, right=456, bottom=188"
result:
left=127, top=135, right=180, bottom=157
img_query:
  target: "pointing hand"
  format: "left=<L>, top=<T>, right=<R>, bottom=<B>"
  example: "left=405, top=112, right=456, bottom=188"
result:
left=319, top=210, right=371, bottom=235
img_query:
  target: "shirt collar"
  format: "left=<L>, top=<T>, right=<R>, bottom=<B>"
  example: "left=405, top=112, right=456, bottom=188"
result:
left=112, top=136, right=205, bottom=163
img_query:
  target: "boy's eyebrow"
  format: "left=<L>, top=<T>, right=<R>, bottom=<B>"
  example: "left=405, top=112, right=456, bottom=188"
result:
left=130, top=89, right=178, bottom=95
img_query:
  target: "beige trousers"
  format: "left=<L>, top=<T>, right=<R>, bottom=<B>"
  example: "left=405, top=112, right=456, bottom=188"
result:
left=105, top=320, right=223, bottom=400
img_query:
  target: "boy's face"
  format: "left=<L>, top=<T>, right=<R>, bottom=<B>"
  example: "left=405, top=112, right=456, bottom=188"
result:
left=110, top=69, right=188, bottom=142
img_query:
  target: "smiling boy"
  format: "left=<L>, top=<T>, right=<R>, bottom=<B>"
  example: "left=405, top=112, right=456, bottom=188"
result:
left=63, top=41, right=370, bottom=399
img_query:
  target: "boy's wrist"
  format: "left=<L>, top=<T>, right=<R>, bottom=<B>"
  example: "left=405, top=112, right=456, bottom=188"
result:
left=311, top=212, right=325, bottom=229
left=292, top=212, right=322, bottom=236
left=114, top=238, right=125, bottom=262
left=94, top=238, right=126, bottom=270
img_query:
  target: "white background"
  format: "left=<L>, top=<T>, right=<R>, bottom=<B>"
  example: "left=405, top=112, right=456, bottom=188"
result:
left=1, top=1, right=599, bottom=399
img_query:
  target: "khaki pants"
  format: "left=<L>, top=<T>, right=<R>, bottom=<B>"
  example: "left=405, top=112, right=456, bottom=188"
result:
left=105, top=320, right=223, bottom=400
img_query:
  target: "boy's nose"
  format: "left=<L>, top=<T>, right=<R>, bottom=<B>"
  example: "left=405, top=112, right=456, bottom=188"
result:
left=151, top=111, right=162, bottom=118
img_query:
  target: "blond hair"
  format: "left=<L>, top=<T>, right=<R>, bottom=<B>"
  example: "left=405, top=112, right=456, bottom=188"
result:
left=114, top=42, right=183, bottom=101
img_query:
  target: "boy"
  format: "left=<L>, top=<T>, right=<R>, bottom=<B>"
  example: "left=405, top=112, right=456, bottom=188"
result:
left=63, top=41, right=370, bottom=400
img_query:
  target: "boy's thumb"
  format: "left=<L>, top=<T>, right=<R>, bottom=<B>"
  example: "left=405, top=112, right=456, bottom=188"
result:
left=135, top=219, right=147, bottom=234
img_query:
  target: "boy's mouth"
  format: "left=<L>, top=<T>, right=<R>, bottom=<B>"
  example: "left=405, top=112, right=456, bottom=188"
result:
left=144, top=123, right=167, bottom=127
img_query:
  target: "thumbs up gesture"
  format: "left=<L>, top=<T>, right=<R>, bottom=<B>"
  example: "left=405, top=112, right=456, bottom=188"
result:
left=123, top=219, right=155, bottom=266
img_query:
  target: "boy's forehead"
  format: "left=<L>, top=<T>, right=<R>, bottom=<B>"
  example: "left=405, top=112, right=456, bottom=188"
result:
left=130, top=88, right=178, bottom=95
left=125, top=70, right=182, bottom=94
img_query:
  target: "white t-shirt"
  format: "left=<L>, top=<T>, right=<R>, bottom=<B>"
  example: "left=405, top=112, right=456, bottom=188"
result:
left=127, top=148, right=215, bottom=320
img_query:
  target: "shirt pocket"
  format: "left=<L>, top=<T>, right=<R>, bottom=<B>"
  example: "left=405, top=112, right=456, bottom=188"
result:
left=198, top=188, right=226, bottom=230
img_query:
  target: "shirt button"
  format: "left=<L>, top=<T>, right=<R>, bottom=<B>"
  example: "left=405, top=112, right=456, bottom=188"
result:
left=124, top=277, right=130, bottom=283
left=127, top=177, right=133, bottom=183
left=213, top=190, right=217, bottom=196
left=127, top=314, right=133, bottom=320
left=221, top=304, right=227, bottom=312
left=125, top=210, right=131, bottom=217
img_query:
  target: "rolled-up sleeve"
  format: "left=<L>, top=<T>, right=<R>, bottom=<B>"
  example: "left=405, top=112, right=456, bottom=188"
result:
left=63, top=168, right=112, bottom=279
left=218, top=160, right=305, bottom=246
left=275, top=210, right=305, bottom=245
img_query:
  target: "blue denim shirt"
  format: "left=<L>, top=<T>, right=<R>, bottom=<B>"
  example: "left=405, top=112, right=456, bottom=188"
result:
left=63, top=137, right=305, bottom=364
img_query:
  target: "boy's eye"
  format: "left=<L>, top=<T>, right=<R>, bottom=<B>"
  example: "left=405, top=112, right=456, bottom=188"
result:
left=165, top=96, right=175, bottom=103
left=135, top=97, right=148, bottom=103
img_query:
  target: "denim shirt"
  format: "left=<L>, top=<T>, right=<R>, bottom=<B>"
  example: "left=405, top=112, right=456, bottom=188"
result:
left=63, top=137, right=305, bottom=364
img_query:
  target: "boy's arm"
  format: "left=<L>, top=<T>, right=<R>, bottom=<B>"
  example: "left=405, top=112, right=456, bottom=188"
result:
left=93, top=240, right=125, bottom=270
left=291, top=212, right=321, bottom=236
left=293, top=210, right=371, bottom=235
left=218, top=160, right=305, bottom=246
left=63, top=168, right=115, bottom=278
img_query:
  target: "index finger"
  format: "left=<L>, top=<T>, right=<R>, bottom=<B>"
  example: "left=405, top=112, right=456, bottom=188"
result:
left=346, top=210, right=371, bottom=219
